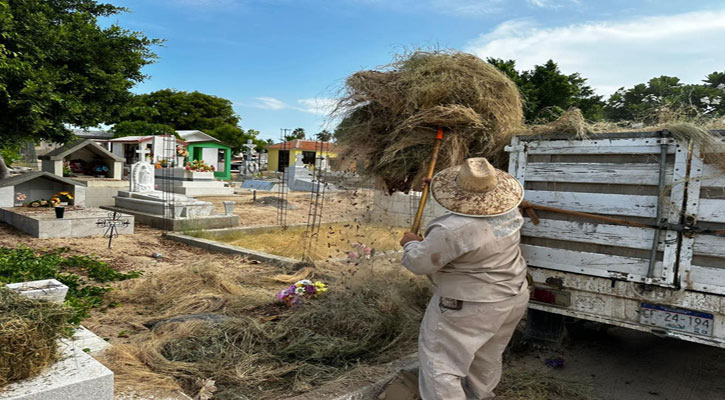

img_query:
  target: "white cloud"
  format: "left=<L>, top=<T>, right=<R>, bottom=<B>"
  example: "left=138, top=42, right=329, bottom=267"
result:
left=526, top=0, right=547, bottom=7
left=296, top=98, right=338, bottom=115
left=352, top=0, right=505, bottom=17
left=244, top=97, right=337, bottom=116
left=251, top=97, right=288, bottom=110
left=465, top=9, right=725, bottom=96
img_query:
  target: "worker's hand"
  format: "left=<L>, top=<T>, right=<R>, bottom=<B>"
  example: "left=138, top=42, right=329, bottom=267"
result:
left=400, top=232, right=423, bottom=247
left=420, top=177, right=432, bottom=190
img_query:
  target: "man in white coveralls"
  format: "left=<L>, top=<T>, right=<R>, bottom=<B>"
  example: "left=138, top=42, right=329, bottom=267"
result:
left=400, top=157, right=529, bottom=400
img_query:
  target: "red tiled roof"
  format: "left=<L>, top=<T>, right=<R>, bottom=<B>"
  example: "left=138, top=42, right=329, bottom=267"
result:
left=268, top=140, right=337, bottom=152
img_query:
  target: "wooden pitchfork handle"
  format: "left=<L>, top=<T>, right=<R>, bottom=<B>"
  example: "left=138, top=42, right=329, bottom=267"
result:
left=411, top=128, right=444, bottom=235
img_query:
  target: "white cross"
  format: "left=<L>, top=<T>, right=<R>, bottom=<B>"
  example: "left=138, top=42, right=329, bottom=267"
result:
left=136, top=145, right=150, bottom=161
left=243, top=139, right=256, bottom=156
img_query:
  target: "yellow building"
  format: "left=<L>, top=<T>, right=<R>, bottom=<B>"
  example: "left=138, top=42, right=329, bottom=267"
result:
left=267, top=140, right=338, bottom=172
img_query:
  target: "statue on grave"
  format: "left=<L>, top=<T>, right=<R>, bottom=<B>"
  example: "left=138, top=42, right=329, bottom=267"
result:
left=129, top=146, right=155, bottom=192
left=130, top=162, right=155, bottom=192
left=242, top=139, right=258, bottom=177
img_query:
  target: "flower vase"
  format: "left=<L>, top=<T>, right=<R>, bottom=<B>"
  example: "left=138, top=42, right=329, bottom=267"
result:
left=177, top=156, right=185, bottom=166
left=55, top=206, right=65, bottom=219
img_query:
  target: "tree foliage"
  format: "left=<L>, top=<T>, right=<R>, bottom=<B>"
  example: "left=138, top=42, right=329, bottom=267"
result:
left=121, top=89, right=239, bottom=131
left=119, top=89, right=265, bottom=153
left=487, top=58, right=604, bottom=122
left=314, top=129, right=332, bottom=142
left=284, top=127, right=305, bottom=142
left=0, top=0, right=160, bottom=148
left=604, top=73, right=725, bottom=122
left=111, top=121, right=177, bottom=138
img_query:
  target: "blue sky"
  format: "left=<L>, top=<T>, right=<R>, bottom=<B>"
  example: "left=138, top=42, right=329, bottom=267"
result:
left=104, top=0, right=725, bottom=142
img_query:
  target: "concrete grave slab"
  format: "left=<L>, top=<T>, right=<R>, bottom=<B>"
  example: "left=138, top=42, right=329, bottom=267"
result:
left=0, top=207, right=134, bottom=239
left=1, top=341, right=114, bottom=400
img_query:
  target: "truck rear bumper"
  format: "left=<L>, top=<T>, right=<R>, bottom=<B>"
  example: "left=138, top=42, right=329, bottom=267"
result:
left=529, top=267, right=725, bottom=348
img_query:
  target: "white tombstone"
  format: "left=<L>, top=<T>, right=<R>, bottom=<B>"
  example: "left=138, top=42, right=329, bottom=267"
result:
left=130, top=163, right=155, bottom=192
left=130, top=147, right=155, bottom=192
left=316, top=155, right=330, bottom=172
left=242, top=139, right=258, bottom=176
left=152, top=136, right=176, bottom=163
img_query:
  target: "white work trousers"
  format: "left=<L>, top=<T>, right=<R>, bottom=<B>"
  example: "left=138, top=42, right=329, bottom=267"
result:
left=418, top=290, right=528, bottom=400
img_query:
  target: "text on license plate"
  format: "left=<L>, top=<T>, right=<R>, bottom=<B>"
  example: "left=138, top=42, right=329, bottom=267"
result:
left=639, top=303, right=714, bottom=337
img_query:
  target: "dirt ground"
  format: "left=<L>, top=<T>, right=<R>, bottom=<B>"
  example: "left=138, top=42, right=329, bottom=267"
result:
left=2, top=191, right=725, bottom=400
left=508, top=323, right=725, bottom=400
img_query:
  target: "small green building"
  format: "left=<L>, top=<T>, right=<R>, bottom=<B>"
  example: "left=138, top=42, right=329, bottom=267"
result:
left=176, top=130, right=232, bottom=180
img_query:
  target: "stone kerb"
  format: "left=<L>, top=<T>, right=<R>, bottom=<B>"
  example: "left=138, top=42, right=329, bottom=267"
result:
left=6, top=279, right=68, bottom=304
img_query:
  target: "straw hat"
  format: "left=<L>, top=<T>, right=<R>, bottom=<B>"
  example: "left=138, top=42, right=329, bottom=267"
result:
left=431, top=158, right=523, bottom=217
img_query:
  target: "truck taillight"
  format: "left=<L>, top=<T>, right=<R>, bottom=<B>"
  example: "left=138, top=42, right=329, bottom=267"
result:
left=532, top=287, right=571, bottom=307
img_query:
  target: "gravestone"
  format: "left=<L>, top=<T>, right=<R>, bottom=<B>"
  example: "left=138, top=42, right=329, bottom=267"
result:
left=286, top=153, right=338, bottom=192
left=242, top=139, right=258, bottom=177
left=107, top=156, right=238, bottom=230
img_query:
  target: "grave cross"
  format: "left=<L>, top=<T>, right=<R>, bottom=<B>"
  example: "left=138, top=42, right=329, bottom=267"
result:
left=96, top=211, right=131, bottom=249
left=135, top=146, right=151, bottom=162
left=243, top=139, right=256, bottom=156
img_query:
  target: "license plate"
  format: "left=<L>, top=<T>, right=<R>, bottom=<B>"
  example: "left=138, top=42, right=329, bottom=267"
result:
left=639, top=303, right=714, bottom=337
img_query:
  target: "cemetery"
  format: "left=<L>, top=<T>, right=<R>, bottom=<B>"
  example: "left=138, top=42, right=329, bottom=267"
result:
left=3, top=3, right=725, bottom=399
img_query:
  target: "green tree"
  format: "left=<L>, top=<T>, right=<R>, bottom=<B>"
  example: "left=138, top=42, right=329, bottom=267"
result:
left=487, top=58, right=604, bottom=122
left=121, top=89, right=239, bottom=131
left=111, top=121, right=177, bottom=138
left=208, top=124, right=265, bottom=154
left=315, top=129, right=332, bottom=142
left=602, top=74, right=725, bottom=122
left=0, top=0, right=160, bottom=177
left=284, top=127, right=305, bottom=141
left=118, top=89, right=268, bottom=152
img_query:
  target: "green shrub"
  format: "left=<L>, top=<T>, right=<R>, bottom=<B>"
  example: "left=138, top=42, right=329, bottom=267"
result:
left=0, top=247, right=142, bottom=323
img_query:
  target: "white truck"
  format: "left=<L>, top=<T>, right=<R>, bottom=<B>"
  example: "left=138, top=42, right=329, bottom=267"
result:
left=506, top=130, right=725, bottom=347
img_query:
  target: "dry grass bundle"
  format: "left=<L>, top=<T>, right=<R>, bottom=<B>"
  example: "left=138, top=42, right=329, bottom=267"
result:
left=334, top=51, right=523, bottom=192
left=663, top=122, right=725, bottom=170
left=0, top=287, right=73, bottom=389
left=110, top=261, right=272, bottom=318
left=95, top=345, right=182, bottom=395
left=134, top=268, right=431, bottom=400
left=523, top=109, right=725, bottom=170
left=497, top=368, right=596, bottom=400
left=523, top=108, right=593, bottom=138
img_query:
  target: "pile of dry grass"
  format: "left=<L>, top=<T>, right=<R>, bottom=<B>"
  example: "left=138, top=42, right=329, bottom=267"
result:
left=523, top=108, right=725, bottom=170
left=334, top=50, right=523, bottom=193
left=496, top=368, right=596, bottom=400
left=119, top=266, right=430, bottom=400
left=110, top=261, right=273, bottom=319
left=0, top=287, right=73, bottom=389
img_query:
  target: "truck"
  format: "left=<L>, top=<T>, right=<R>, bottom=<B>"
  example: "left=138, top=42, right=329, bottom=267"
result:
left=505, top=130, right=725, bottom=347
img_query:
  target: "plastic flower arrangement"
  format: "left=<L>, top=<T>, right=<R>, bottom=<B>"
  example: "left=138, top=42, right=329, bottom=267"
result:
left=176, top=145, right=189, bottom=157
left=185, top=160, right=215, bottom=172
left=276, top=279, right=327, bottom=306
left=15, top=193, right=26, bottom=202
left=51, top=192, right=73, bottom=205
left=347, top=242, right=374, bottom=261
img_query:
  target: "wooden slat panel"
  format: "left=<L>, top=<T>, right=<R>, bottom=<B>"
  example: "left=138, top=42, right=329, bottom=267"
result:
left=526, top=190, right=658, bottom=218
left=699, top=164, right=725, bottom=188
left=521, top=218, right=657, bottom=250
left=697, top=199, right=725, bottom=223
left=525, top=162, right=672, bottom=185
left=692, top=235, right=725, bottom=258
left=521, top=244, right=656, bottom=278
left=526, top=139, right=677, bottom=155
left=687, top=266, right=725, bottom=295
